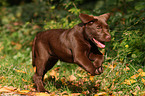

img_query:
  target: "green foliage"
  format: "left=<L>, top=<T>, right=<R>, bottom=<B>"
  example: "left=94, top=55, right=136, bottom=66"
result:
left=109, top=5, right=145, bottom=65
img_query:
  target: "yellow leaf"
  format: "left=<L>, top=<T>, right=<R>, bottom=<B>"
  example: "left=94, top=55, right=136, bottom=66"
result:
left=123, top=66, right=130, bottom=71
left=49, top=70, right=56, bottom=76
left=18, top=90, right=30, bottom=93
left=69, top=75, right=77, bottom=81
left=139, top=72, right=145, bottom=77
left=130, top=74, right=139, bottom=79
left=0, top=87, right=12, bottom=93
left=61, top=77, right=66, bottom=83
left=22, top=78, right=27, bottom=82
left=0, top=86, right=16, bottom=93
left=123, top=79, right=136, bottom=85
left=125, top=45, right=129, bottom=48
left=44, top=74, right=48, bottom=80
left=34, top=92, right=50, bottom=96
left=15, top=69, right=26, bottom=74
left=89, top=76, right=94, bottom=82
left=138, top=68, right=143, bottom=72
left=33, top=66, right=36, bottom=72
left=95, top=92, right=107, bottom=96
left=71, top=93, right=81, bottom=96
left=141, top=78, right=145, bottom=84
left=94, top=94, right=99, bottom=96
left=0, top=46, right=4, bottom=52
left=15, top=43, right=22, bottom=50
left=109, top=65, right=116, bottom=69
left=116, top=72, right=119, bottom=75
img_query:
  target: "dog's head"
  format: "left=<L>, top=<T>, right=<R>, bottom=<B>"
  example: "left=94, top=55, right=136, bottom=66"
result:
left=79, top=13, right=111, bottom=48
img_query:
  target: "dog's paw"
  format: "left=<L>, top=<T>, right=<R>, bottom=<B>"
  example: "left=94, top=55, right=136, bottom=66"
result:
left=95, top=66, right=103, bottom=75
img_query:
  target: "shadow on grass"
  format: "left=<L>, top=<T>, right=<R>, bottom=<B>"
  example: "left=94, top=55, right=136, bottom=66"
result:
left=44, top=76, right=99, bottom=94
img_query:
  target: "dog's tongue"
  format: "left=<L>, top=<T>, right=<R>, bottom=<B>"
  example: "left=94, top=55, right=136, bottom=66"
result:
left=93, top=38, right=105, bottom=48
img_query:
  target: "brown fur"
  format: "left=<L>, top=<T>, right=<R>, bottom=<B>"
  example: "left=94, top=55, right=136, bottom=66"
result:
left=32, top=13, right=111, bottom=92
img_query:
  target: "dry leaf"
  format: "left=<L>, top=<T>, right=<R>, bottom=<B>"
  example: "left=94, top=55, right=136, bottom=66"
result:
left=116, top=72, right=119, bottom=75
left=71, top=93, right=81, bottom=96
left=95, top=92, right=107, bottom=96
left=89, top=76, right=94, bottom=82
left=138, top=68, right=143, bottom=72
left=49, top=70, right=56, bottom=76
left=33, top=25, right=41, bottom=30
left=0, top=46, right=4, bottom=52
left=15, top=43, right=22, bottom=50
left=34, top=92, right=50, bottom=96
left=69, top=75, right=77, bottom=81
left=132, top=91, right=145, bottom=96
left=44, top=74, right=48, bottom=80
left=15, top=69, right=26, bottom=74
left=141, top=78, right=145, bottom=84
left=33, top=66, right=36, bottom=72
left=123, top=79, right=136, bottom=85
left=109, top=65, right=114, bottom=69
left=49, top=70, right=59, bottom=80
left=0, top=86, right=16, bottom=93
left=22, top=78, right=27, bottom=82
left=123, top=66, right=130, bottom=71
left=18, top=90, right=30, bottom=94
left=108, top=65, right=116, bottom=69
left=139, top=72, right=145, bottom=77
left=130, top=74, right=139, bottom=79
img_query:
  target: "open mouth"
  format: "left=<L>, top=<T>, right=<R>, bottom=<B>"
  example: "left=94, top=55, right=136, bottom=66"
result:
left=93, top=38, right=105, bottom=48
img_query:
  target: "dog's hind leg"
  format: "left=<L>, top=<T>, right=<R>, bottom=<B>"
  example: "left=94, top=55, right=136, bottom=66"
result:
left=32, top=41, right=58, bottom=92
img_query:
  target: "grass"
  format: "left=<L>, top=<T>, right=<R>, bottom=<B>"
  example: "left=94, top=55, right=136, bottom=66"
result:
left=0, top=43, right=145, bottom=95
left=0, top=21, right=145, bottom=96
left=0, top=1, right=145, bottom=95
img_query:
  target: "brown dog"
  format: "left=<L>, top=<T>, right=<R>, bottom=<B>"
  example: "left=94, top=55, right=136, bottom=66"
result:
left=32, top=13, right=111, bottom=92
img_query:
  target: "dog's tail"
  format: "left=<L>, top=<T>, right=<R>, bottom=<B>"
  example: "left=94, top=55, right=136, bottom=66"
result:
left=32, top=36, right=36, bottom=67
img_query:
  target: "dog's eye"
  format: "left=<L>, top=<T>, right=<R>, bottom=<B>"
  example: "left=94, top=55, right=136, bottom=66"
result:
left=88, top=21, right=94, bottom=24
left=96, top=26, right=101, bottom=29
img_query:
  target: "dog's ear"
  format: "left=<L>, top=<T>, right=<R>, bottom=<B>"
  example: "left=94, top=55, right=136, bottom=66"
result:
left=79, top=13, right=94, bottom=23
left=98, top=13, right=111, bottom=21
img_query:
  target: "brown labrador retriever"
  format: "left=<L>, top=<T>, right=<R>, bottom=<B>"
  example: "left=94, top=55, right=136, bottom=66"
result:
left=32, top=13, right=111, bottom=92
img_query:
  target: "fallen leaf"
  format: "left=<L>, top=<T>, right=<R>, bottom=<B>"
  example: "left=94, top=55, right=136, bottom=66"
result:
left=18, top=90, right=30, bottom=94
left=49, top=70, right=59, bottom=80
left=44, top=74, right=48, bottom=80
left=15, top=43, right=22, bottom=50
left=141, top=78, right=145, bottom=84
left=69, top=75, right=77, bottom=81
left=130, top=74, right=139, bottom=79
left=0, top=46, right=4, bottom=52
left=0, top=86, right=16, bottom=93
left=116, top=72, right=119, bottom=75
left=61, top=77, right=66, bottom=84
left=34, top=92, right=50, bottom=96
left=71, top=93, right=81, bottom=96
left=22, top=78, right=27, bottom=82
left=139, top=72, right=145, bottom=77
left=123, top=66, right=130, bottom=71
left=132, top=91, right=145, bottom=96
left=89, top=76, right=94, bottom=82
left=138, top=68, right=143, bottom=72
left=123, top=79, right=136, bottom=85
left=109, top=65, right=114, bottom=69
left=33, top=25, right=41, bottom=30
left=33, top=66, right=36, bottom=72
left=95, top=92, right=107, bottom=96
left=15, top=69, right=26, bottom=74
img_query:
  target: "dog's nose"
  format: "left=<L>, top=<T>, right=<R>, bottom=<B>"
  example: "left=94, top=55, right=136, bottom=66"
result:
left=106, top=35, right=111, bottom=41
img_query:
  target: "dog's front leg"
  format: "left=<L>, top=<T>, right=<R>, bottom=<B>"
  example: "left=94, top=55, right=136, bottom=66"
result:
left=74, top=51, right=100, bottom=75
left=93, top=54, right=104, bottom=74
